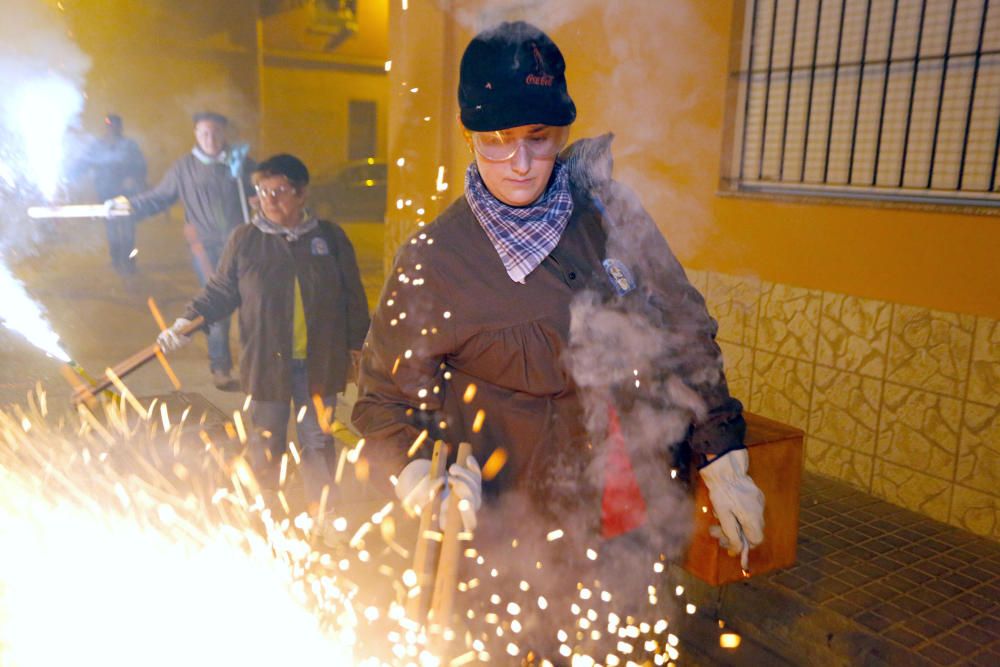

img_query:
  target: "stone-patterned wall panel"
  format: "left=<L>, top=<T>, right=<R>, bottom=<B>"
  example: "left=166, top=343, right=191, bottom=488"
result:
left=805, top=438, right=873, bottom=491
left=877, top=383, right=961, bottom=478
left=717, top=340, right=753, bottom=405
left=957, top=402, right=1000, bottom=495
left=756, top=282, right=822, bottom=362
left=749, top=351, right=813, bottom=429
left=950, top=485, right=1000, bottom=541
left=887, top=305, right=974, bottom=397
left=817, top=292, right=891, bottom=378
left=871, top=459, right=952, bottom=522
left=809, top=366, right=881, bottom=456
left=685, top=267, right=708, bottom=297
left=704, top=272, right=760, bottom=346
left=968, top=316, right=1000, bottom=407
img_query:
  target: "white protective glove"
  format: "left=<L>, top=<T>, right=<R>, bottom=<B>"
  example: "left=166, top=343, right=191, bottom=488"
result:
left=395, top=455, right=482, bottom=532
left=157, top=317, right=193, bottom=353
left=440, top=455, right=482, bottom=533
left=699, top=449, right=765, bottom=558
left=395, top=458, right=444, bottom=513
left=104, top=196, right=132, bottom=216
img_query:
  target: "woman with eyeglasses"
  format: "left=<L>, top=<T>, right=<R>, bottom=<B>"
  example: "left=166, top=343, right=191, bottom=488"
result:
left=353, top=22, right=762, bottom=605
left=157, top=153, right=370, bottom=519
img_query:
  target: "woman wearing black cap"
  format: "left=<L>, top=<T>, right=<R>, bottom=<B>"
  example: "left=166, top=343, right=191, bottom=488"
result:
left=354, top=19, right=763, bottom=616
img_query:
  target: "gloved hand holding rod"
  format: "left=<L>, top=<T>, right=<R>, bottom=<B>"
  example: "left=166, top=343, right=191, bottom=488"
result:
left=70, top=316, right=205, bottom=405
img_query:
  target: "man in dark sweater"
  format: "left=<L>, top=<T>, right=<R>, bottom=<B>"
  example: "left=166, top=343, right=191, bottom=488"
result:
left=108, top=111, right=254, bottom=389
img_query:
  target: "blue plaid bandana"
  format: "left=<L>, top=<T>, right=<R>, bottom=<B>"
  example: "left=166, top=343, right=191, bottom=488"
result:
left=465, top=161, right=573, bottom=284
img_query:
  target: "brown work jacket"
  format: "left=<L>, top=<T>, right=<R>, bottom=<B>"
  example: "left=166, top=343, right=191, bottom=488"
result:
left=352, top=172, right=744, bottom=528
left=185, top=220, right=370, bottom=401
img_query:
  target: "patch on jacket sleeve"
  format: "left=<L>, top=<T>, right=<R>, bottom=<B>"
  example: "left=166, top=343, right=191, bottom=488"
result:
left=311, top=237, right=329, bottom=256
left=603, top=258, right=635, bottom=296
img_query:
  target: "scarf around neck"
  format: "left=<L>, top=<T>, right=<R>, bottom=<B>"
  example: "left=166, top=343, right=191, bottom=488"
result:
left=192, top=146, right=227, bottom=165
left=251, top=210, right=318, bottom=242
left=465, top=160, right=574, bottom=284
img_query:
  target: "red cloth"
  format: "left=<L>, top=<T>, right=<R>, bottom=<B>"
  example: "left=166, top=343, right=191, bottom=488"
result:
left=600, top=405, right=648, bottom=538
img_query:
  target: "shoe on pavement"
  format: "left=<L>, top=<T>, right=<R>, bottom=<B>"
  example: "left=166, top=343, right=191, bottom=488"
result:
left=212, top=370, right=240, bottom=392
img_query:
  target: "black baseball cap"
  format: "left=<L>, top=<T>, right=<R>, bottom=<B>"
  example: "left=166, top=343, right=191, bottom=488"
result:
left=459, top=21, right=576, bottom=132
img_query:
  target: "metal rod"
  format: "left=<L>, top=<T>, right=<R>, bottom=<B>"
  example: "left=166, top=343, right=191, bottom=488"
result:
left=822, top=0, right=849, bottom=183
left=847, top=0, right=873, bottom=184
left=778, top=0, right=801, bottom=180
left=800, top=0, right=825, bottom=182
left=739, top=0, right=762, bottom=180
left=899, top=0, right=930, bottom=188
left=958, top=0, right=991, bottom=190
left=926, top=0, right=959, bottom=189
left=872, top=0, right=901, bottom=185
left=758, top=0, right=782, bottom=180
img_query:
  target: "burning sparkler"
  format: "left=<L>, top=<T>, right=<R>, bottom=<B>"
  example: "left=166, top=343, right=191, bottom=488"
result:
left=0, top=261, right=70, bottom=362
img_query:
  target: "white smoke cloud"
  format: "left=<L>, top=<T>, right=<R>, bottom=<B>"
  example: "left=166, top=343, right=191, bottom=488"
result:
left=0, top=0, right=90, bottom=204
left=0, top=0, right=90, bottom=362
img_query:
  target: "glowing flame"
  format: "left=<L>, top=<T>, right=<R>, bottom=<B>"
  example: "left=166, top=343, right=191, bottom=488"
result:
left=0, top=404, right=357, bottom=666
left=0, top=484, right=353, bottom=667
left=6, top=75, right=83, bottom=199
left=0, top=261, right=70, bottom=362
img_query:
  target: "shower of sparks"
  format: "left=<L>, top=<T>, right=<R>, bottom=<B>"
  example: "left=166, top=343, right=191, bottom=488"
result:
left=0, top=261, right=70, bottom=362
left=0, top=376, right=710, bottom=665
left=5, top=74, right=83, bottom=199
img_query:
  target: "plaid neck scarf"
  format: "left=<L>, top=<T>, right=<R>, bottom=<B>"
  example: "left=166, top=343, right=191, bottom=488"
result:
left=251, top=210, right=318, bottom=242
left=465, top=160, right=574, bottom=284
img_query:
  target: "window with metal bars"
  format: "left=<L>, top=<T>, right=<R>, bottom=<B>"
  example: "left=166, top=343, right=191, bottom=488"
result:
left=729, top=0, right=1000, bottom=207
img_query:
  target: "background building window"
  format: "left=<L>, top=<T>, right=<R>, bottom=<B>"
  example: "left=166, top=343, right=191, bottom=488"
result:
left=729, top=0, right=1000, bottom=206
left=348, top=99, right=377, bottom=161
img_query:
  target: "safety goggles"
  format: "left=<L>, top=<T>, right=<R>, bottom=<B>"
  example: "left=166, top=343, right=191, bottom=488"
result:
left=254, top=183, right=295, bottom=200
left=467, top=125, right=570, bottom=162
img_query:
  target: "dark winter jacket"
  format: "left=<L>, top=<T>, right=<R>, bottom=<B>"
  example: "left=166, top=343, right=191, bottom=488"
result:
left=352, top=147, right=744, bottom=516
left=129, top=152, right=254, bottom=249
left=72, top=136, right=147, bottom=201
left=184, top=220, right=370, bottom=401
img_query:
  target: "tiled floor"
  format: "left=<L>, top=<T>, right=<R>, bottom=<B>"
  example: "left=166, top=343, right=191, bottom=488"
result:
left=758, top=472, right=1000, bottom=666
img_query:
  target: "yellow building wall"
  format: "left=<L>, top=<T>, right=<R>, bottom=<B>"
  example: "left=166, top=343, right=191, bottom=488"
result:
left=68, top=0, right=260, bottom=178
left=259, top=64, right=388, bottom=180
left=386, top=1, right=1000, bottom=540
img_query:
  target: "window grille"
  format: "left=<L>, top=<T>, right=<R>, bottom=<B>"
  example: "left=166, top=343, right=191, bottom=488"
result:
left=732, top=0, right=1000, bottom=206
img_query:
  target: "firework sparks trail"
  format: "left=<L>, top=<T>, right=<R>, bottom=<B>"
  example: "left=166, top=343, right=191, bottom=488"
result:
left=4, top=75, right=83, bottom=200
left=0, top=389, right=448, bottom=667
left=0, top=261, right=70, bottom=362
left=0, top=374, right=731, bottom=666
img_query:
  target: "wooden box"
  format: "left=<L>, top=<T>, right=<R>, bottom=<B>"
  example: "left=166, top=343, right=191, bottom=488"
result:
left=683, top=412, right=803, bottom=586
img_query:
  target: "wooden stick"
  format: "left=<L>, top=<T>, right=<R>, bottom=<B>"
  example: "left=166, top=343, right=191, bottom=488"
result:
left=59, top=364, right=99, bottom=410
left=146, top=297, right=169, bottom=331
left=429, top=441, right=473, bottom=632
left=70, top=316, right=205, bottom=405
left=147, top=297, right=183, bottom=390
left=406, top=440, right=448, bottom=621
